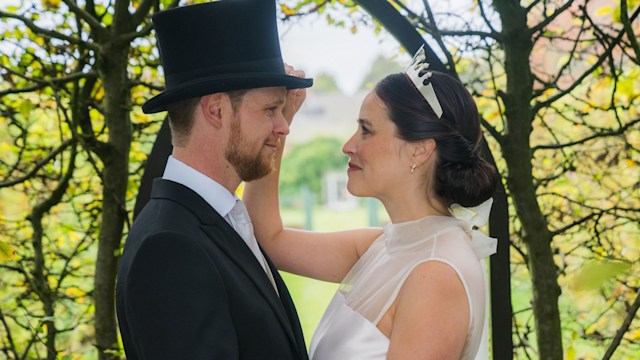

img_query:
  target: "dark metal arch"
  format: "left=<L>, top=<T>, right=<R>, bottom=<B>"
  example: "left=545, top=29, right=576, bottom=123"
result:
left=354, top=1, right=513, bottom=358
left=134, top=1, right=512, bottom=357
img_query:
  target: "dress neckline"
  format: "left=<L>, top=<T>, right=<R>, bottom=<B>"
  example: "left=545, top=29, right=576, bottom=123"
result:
left=382, top=215, right=468, bottom=254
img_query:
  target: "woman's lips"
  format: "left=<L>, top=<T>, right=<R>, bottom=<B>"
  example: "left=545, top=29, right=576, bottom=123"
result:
left=347, top=162, right=361, bottom=171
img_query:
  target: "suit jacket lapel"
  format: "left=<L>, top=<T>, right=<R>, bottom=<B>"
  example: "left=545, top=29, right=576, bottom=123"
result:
left=151, top=179, right=302, bottom=356
left=262, top=247, right=308, bottom=359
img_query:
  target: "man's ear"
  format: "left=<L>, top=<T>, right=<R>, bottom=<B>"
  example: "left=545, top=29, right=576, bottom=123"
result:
left=411, top=138, right=437, bottom=167
left=200, top=93, right=224, bottom=128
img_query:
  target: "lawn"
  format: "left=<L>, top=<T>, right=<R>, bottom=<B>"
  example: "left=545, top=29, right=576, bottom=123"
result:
left=279, top=201, right=385, bottom=346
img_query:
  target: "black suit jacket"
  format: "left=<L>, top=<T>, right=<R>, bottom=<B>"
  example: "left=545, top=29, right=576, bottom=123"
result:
left=116, top=179, right=308, bottom=359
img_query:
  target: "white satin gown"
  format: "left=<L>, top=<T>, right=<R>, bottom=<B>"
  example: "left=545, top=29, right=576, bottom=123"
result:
left=309, top=201, right=497, bottom=360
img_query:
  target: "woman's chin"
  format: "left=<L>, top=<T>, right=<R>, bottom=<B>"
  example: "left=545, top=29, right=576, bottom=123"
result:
left=346, top=182, right=366, bottom=198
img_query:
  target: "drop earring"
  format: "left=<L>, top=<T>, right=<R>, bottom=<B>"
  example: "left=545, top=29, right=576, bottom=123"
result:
left=410, top=164, right=416, bottom=173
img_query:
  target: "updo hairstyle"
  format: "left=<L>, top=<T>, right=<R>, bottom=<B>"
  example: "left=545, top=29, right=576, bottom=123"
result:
left=374, top=72, right=499, bottom=208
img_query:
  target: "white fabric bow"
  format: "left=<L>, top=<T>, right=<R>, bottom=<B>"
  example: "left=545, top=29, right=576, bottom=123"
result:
left=450, top=198, right=498, bottom=259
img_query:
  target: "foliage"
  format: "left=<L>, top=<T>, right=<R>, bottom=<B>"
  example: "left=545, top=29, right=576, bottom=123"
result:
left=358, top=54, right=403, bottom=90
left=0, top=0, right=172, bottom=358
left=0, top=0, right=638, bottom=359
left=280, top=136, right=348, bottom=197
left=311, top=72, right=342, bottom=93
left=284, top=0, right=640, bottom=358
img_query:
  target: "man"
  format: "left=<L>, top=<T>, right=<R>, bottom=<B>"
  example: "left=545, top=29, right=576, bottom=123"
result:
left=116, top=1, right=312, bottom=359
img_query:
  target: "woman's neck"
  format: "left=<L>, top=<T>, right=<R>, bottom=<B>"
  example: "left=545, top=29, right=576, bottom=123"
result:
left=380, top=193, right=449, bottom=224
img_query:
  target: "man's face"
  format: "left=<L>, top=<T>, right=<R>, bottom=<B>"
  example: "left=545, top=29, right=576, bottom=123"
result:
left=225, top=87, right=288, bottom=182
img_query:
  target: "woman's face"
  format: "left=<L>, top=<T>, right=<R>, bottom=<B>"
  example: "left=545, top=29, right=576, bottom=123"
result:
left=342, top=91, right=414, bottom=199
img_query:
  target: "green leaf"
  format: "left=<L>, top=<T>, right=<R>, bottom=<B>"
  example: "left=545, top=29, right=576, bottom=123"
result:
left=18, top=100, right=33, bottom=120
left=0, top=241, right=13, bottom=260
left=570, top=259, right=631, bottom=292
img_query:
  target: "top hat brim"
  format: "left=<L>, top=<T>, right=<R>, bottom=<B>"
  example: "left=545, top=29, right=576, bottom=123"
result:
left=142, top=73, right=313, bottom=114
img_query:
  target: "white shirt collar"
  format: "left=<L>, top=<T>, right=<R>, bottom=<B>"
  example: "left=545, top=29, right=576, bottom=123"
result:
left=162, top=156, right=236, bottom=217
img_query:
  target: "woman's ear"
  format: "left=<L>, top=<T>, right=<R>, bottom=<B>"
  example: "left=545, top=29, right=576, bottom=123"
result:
left=411, top=139, right=437, bottom=167
left=200, top=93, right=224, bottom=128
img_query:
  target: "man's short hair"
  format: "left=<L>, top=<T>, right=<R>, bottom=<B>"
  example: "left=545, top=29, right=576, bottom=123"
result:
left=166, top=89, right=249, bottom=147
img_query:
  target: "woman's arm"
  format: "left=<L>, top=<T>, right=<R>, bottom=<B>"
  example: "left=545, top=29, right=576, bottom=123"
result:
left=386, top=261, right=470, bottom=360
left=244, top=67, right=381, bottom=283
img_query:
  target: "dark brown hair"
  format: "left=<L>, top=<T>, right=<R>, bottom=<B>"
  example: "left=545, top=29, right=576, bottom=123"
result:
left=375, top=72, right=499, bottom=207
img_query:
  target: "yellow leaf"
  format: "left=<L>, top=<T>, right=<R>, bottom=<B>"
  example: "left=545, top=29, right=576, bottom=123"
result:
left=595, top=6, right=613, bottom=16
left=281, top=4, right=296, bottom=16
left=66, top=287, right=85, bottom=297
left=70, top=232, right=81, bottom=242
left=42, top=0, right=61, bottom=9
left=627, top=328, right=640, bottom=341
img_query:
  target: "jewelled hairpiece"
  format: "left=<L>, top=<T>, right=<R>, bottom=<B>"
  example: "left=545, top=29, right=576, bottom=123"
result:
left=403, top=45, right=443, bottom=118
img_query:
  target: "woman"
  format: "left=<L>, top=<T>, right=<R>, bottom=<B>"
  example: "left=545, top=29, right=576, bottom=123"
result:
left=245, top=47, right=499, bottom=359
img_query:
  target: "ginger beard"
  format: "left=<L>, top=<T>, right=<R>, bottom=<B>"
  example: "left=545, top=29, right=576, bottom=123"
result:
left=225, top=112, right=276, bottom=182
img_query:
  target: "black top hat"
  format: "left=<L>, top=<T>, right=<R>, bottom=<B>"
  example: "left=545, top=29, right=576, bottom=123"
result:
left=142, top=0, right=313, bottom=114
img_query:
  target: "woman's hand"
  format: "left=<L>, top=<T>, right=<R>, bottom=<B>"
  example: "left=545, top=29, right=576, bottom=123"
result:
left=283, top=64, right=307, bottom=124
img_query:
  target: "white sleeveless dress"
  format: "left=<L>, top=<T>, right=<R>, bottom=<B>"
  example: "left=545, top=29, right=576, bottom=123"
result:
left=309, top=201, right=497, bottom=360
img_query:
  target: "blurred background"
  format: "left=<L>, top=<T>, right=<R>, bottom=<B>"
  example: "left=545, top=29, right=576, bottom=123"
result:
left=1, top=0, right=639, bottom=359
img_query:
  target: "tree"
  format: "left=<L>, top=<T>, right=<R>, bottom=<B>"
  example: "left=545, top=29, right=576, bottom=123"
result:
left=0, top=0, right=178, bottom=358
left=312, top=72, right=342, bottom=93
left=280, top=136, right=348, bottom=197
left=283, top=0, right=640, bottom=358
left=358, top=54, right=403, bottom=90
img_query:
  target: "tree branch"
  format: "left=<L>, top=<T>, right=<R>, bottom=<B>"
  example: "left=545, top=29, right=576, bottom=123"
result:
left=480, top=117, right=504, bottom=144
left=0, top=139, right=74, bottom=188
left=620, top=0, right=640, bottom=63
left=602, top=289, right=640, bottom=359
left=131, top=0, right=154, bottom=27
left=551, top=212, right=599, bottom=236
left=131, top=0, right=162, bottom=28
left=532, top=5, right=640, bottom=111
left=477, top=0, right=499, bottom=35
left=530, top=0, right=575, bottom=36
left=129, top=79, right=164, bottom=91
left=61, top=0, right=106, bottom=37
left=0, top=308, right=19, bottom=360
left=532, top=118, right=640, bottom=152
left=427, top=29, right=500, bottom=40
left=0, top=70, right=96, bottom=97
left=425, top=3, right=458, bottom=74
left=119, top=22, right=154, bottom=43
left=0, top=11, right=98, bottom=51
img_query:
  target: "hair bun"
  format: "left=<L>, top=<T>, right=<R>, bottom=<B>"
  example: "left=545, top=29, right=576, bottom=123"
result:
left=435, top=157, right=499, bottom=208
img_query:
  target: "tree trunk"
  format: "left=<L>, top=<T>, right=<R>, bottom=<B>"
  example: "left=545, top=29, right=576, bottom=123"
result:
left=94, top=41, right=132, bottom=360
left=29, top=213, right=58, bottom=360
left=493, top=0, right=564, bottom=358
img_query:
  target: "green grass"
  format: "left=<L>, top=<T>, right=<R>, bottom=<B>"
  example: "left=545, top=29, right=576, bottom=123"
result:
left=279, top=202, right=381, bottom=346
